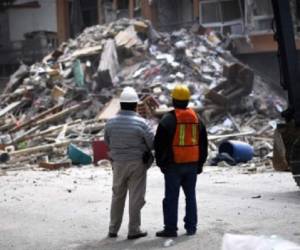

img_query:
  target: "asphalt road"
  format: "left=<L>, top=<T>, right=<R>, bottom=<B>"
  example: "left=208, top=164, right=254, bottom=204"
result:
left=0, top=165, right=300, bottom=250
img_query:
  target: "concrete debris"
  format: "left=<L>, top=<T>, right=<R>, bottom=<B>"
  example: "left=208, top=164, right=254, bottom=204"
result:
left=97, top=39, right=120, bottom=87
left=0, top=18, right=286, bottom=171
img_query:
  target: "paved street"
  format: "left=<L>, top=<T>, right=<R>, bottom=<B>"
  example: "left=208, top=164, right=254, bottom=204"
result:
left=0, top=165, right=300, bottom=250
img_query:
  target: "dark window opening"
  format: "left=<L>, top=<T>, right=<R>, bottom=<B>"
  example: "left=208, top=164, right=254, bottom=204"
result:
left=221, top=1, right=241, bottom=22
left=117, top=0, right=129, bottom=9
left=80, top=0, right=98, bottom=27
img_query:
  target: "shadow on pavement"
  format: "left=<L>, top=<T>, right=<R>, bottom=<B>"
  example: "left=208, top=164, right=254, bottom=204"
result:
left=71, top=234, right=192, bottom=250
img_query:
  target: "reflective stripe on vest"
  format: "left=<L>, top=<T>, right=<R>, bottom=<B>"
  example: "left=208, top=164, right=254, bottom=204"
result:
left=172, top=108, right=200, bottom=164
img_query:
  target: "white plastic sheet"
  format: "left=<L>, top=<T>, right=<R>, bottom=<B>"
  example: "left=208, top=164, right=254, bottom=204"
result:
left=222, top=234, right=300, bottom=250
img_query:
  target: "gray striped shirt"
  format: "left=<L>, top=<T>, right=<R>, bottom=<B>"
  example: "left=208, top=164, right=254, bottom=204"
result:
left=104, top=110, right=154, bottom=161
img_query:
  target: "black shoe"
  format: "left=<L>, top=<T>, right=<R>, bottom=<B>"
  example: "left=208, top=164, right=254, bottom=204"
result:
left=156, top=230, right=177, bottom=237
left=108, top=232, right=118, bottom=238
left=186, top=230, right=196, bottom=236
left=127, top=231, right=147, bottom=240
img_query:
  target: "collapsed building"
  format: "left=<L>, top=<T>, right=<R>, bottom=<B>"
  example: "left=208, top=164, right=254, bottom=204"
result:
left=0, top=18, right=286, bottom=173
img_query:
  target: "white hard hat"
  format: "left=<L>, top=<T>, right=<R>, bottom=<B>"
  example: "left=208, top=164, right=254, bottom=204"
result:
left=120, top=87, right=139, bottom=103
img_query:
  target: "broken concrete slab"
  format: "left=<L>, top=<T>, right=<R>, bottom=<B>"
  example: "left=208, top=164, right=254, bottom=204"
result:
left=97, top=97, right=120, bottom=121
left=97, top=39, right=120, bottom=87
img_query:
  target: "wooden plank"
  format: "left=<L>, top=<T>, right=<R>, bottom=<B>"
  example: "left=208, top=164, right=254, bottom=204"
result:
left=97, top=97, right=120, bottom=121
left=55, top=123, right=68, bottom=143
left=11, top=126, right=39, bottom=144
left=227, top=113, right=241, bottom=132
left=39, top=161, right=72, bottom=170
left=0, top=101, right=21, bottom=118
left=208, top=131, right=255, bottom=140
left=0, top=86, right=34, bottom=99
left=16, top=123, right=77, bottom=144
left=9, top=104, right=63, bottom=133
left=10, top=141, right=70, bottom=157
left=15, top=119, right=100, bottom=144
left=0, top=121, right=15, bottom=132
left=36, top=100, right=91, bottom=126
left=257, top=124, right=272, bottom=135
left=244, top=114, right=257, bottom=127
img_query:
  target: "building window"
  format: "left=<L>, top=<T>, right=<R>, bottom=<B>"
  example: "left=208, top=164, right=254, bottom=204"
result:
left=251, top=0, right=273, bottom=33
left=201, top=2, right=222, bottom=24
left=200, top=0, right=243, bottom=36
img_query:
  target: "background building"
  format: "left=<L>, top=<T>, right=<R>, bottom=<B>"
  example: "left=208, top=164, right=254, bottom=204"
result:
left=1, top=0, right=300, bottom=83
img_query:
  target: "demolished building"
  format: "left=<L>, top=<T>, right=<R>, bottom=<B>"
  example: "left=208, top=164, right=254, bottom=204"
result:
left=0, top=18, right=286, bottom=173
left=1, top=0, right=300, bottom=84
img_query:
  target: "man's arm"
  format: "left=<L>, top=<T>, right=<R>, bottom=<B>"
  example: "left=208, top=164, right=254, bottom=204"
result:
left=198, top=120, right=208, bottom=174
left=154, top=123, right=168, bottom=171
left=142, top=121, right=155, bottom=150
left=104, top=124, right=110, bottom=146
left=154, top=112, right=176, bottom=173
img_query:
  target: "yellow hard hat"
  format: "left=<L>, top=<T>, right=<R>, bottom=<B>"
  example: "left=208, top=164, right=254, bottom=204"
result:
left=171, top=84, right=191, bottom=101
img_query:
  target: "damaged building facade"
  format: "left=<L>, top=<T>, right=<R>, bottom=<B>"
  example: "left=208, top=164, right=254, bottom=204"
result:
left=196, top=0, right=300, bottom=84
left=1, top=0, right=300, bottom=83
left=0, top=0, right=103, bottom=80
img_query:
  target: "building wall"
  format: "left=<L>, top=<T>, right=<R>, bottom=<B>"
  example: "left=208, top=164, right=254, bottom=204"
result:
left=156, top=0, right=193, bottom=31
left=8, top=0, right=57, bottom=41
left=179, top=0, right=194, bottom=24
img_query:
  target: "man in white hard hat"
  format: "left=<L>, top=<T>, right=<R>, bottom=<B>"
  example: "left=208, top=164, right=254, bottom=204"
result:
left=104, top=86, right=154, bottom=240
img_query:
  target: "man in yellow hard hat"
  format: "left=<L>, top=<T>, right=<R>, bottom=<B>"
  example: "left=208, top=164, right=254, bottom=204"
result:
left=154, top=84, right=208, bottom=237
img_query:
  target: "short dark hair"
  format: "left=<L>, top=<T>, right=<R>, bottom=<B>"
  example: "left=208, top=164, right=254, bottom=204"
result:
left=172, top=98, right=188, bottom=109
left=120, top=102, right=137, bottom=111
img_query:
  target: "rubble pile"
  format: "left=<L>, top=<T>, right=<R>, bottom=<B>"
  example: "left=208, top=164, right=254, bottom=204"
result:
left=0, top=18, right=286, bottom=172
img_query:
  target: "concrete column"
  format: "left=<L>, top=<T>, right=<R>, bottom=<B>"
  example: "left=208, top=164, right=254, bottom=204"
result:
left=56, top=0, right=70, bottom=43
left=129, top=0, right=135, bottom=19
left=97, top=0, right=104, bottom=24
left=141, top=0, right=158, bottom=26
left=193, top=0, right=200, bottom=21
left=112, top=0, right=117, bottom=10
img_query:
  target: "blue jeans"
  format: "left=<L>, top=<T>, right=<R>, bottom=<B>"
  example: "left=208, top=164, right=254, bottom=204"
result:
left=163, top=165, right=198, bottom=233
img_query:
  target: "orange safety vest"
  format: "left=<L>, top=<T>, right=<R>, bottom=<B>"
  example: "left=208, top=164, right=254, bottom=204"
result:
left=172, top=108, right=200, bottom=164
